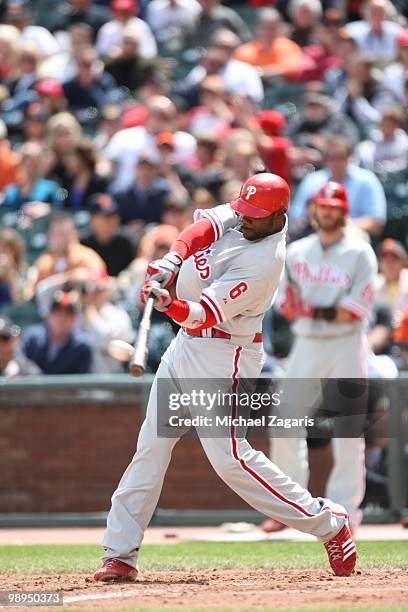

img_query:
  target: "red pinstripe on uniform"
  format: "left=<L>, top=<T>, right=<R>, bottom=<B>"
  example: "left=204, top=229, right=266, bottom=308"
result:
left=228, top=347, right=348, bottom=520
left=201, top=292, right=224, bottom=324
left=201, top=210, right=221, bottom=241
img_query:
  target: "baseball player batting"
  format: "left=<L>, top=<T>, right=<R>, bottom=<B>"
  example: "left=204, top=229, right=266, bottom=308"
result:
left=269, top=181, right=377, bottom=532
left=94, top=173, right=357, bottom=583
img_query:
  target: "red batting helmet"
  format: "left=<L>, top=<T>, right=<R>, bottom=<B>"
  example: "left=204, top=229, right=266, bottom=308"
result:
left=230, top=173, right=290, bottom=219
left=313, top=181, right=349, bottom=214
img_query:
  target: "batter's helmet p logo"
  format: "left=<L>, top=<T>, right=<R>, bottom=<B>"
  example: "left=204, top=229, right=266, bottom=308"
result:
left=245, top=185, right=257, bottom=200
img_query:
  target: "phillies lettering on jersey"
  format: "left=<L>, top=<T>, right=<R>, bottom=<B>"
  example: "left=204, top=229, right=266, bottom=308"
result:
left=177, top=205, right=288, bottom=340
left=291, top=261, right=351, bottom=287
left=193, top=246, right=214, bottom=280
left=278, top=233, right=377, bottom=338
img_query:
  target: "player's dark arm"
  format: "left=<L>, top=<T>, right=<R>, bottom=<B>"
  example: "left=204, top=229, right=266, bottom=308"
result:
left=310, top=306, right=360, bottom=322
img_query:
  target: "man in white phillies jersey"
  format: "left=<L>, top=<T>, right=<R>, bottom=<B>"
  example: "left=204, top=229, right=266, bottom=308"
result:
left=269, top=181, right=378, bottom=532
left=94, top=173, right=357, bottom=583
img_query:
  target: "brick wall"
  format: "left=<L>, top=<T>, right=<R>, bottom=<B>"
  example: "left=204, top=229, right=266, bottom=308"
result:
left=0, top=397, right=331, bottom=513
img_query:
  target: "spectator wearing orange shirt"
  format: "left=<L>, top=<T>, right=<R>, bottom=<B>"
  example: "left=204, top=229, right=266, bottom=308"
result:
left=233, top=8, right=304, bottom=80
left=0, top=120, right=20, bottom=191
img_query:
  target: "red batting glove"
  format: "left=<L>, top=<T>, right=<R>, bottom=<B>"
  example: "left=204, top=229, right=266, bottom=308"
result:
left=140, top=280, right=172, bottom=312
left=146, top=252, right=183, bottom=288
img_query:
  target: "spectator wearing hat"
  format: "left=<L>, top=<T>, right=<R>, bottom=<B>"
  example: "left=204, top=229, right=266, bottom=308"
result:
left=290, top=134, right=387, bottom=237
left=5, top=0, right=60, bottom=58
left=62, top=47, right=118, bottom=117
left=185, top=0, right=252, bottom=49
left=235, top=103, right=293, bottom=186
left=0, top=316, right=40, bottom=377
left=104, top=25, right=163, bottom=92
left=81, top=193, right=135, bottom=276
left=368, top=239, right=408, bottom=360
left=154, top=132, right=190, bottom=205
left=51, top=0, right=109, bottom=39
left=113, top=148, right=172, bottom=226
left=1, top=142, right=60, bottom=210
left=355, top=106, right=408, bottom=173
left=96, top=0, right=156, bottom=60
left=29, top=213, right=106, bottom=294
left=345, top=0, right=402, bottom=62
left=76, top=270, right=134, bottom=373
left=62, top=139, right=109, bottom=210
left=383, top=28, right=408, bottom=105
left=35, top=80, right=67, bottom=114
left=0, top=119, right=20, bottom=191
left=233, top=8, right=304, bottom=80
left=146, top=0, right=200, bottom=50
left=20, top=290, right=93, bottom=375
left=374, top=239, right=408, bottom=323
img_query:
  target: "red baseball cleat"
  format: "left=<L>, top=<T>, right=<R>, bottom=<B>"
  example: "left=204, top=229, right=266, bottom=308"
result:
left=93, top=558, right=138, bottom=582
left=324, top=524, right=357, bottom=576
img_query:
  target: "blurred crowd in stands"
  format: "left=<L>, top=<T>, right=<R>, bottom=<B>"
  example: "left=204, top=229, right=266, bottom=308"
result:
left=1, top=0, right=408, bottom=381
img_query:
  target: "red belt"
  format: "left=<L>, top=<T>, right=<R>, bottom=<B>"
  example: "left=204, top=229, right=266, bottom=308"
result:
left=184, top=327, right=263, bottom=343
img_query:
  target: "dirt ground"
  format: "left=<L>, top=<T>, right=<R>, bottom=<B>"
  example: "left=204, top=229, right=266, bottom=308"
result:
left=3, top=568, right=408, bottom=610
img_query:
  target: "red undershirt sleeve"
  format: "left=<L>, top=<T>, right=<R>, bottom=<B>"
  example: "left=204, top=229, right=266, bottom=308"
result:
left=170, top=219, right=216, bottom=261
left=165, top=298, right=217, bottom=329
left=164, top=218, right=219, bottom=329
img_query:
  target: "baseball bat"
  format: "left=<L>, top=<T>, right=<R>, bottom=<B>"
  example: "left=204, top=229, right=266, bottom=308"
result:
left=129, top=295, right=155, bottom=377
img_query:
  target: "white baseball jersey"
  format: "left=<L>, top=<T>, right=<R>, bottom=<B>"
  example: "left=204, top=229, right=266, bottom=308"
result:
left=176, top=204, right=287, bottom=340
left=279, top=233, right=378, bottom=338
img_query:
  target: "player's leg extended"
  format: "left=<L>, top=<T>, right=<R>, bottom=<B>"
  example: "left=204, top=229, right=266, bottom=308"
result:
left=180, top=340, right=348, bottom=542
left=270, top=336, right=331, bottom=488
left=325, top=332, right=368, bottom=528
left=326, top=437, right=365, bottom=528
left=100, top=357, right=184, bottom=571
left=199, top=421, right=347, bottom=541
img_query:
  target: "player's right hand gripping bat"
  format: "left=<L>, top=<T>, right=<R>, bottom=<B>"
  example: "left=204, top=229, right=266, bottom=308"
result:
left=129, top=295, right=155, bottom=377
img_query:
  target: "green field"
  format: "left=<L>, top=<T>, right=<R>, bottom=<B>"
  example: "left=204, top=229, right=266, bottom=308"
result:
left=0, top=541, right=407, bottom=575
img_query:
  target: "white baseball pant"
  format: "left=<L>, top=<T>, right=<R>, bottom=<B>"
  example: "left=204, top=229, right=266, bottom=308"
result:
left=102, top=331, right=348, bottom=568
left=270, top=331, right=367, bottom=528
